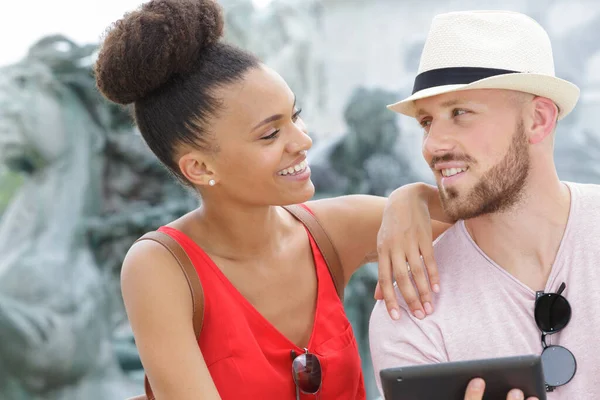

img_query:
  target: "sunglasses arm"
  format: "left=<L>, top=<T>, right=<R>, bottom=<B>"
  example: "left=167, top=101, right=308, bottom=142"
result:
left=541, top=332, right=549, bottom=349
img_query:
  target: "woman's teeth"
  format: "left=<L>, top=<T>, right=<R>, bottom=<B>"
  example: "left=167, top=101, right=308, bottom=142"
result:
left=441, top=167, right=467, bottom=177
left=278, top=160, right=308, bottom=176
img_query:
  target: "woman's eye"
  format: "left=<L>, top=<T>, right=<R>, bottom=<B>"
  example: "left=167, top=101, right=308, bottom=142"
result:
left=261, top=108, right=303, bottom=140
left=453, top=109, right=468, bottom=117
left=261, top=129, right=280, bottom=140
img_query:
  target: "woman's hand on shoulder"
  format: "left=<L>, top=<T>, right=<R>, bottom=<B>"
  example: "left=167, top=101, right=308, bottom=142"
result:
left=306, top=183, right=452, bottom=321
left=121, top=239, right=221, bottom=400
left=375, top=183, right=452, bottom=321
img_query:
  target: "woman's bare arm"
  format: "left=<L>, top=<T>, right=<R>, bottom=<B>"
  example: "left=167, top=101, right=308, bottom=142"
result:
left=307, top=183, right=452, bottom=319
left=121, top=240, right=221, bottom=400
left=306, top=183, right=450, bottom=282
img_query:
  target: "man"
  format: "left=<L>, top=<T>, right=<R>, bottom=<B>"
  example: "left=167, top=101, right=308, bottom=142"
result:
left=370, top=10, right=600, bottom=400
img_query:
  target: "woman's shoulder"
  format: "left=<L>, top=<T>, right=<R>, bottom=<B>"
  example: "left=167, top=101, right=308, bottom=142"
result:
left=305, top=194, right=386, bottom=218
left=121, top=238, right=191, bottom=300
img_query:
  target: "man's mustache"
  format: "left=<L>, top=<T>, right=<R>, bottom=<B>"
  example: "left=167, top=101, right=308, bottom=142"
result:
left=429, top=153, right=475, bottom=169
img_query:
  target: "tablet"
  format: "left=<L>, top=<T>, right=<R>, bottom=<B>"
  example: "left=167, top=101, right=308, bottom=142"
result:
left=380, top=354, right=547, bottom=400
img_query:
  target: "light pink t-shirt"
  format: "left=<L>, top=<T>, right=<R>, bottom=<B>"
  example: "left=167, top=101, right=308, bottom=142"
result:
left=369, top=182, right=600, bottom=399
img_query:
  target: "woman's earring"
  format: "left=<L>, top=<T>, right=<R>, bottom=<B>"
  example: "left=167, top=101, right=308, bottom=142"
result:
left=208, top=179, right=216, bottom=186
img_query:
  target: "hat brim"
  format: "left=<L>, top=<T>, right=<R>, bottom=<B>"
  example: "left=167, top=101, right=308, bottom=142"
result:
left=388, top=73, right=580, bottom=121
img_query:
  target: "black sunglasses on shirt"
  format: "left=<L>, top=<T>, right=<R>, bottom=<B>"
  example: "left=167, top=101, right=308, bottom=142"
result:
left=534, top=282, right=577, bottom=392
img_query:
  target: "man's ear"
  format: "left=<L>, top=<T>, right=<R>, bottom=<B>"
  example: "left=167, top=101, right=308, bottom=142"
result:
left=527, top=96, right=558, bottom=145
left=178, top=151, right=218, bottom=187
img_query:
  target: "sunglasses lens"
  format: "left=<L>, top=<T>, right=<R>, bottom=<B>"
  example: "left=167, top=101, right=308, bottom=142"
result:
left=541, top=345, right=577, bottom=387
left=535, top=293, right=571, bottom=333
left=292, top=353, right=322, bottom=394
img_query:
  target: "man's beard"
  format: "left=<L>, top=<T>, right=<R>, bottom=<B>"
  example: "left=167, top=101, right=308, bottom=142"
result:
left=435, top=120, right=530, bottom=221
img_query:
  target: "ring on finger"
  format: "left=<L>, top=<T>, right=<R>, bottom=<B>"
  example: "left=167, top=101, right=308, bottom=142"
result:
left=406, top=261, right=411, bottom=273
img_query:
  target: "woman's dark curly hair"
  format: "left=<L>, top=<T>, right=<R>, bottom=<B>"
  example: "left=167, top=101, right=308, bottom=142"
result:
left=94, top=0, right=259, bottom=185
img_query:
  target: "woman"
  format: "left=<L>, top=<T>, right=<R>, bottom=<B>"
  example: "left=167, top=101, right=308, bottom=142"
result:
left=95, top=0, right=449, bottom=398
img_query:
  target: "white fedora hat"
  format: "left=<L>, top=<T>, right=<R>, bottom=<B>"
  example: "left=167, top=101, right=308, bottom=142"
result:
left=388, top=10, right=580, bottom=120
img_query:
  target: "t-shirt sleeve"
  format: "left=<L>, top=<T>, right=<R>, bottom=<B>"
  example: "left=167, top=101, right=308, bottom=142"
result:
left=369, top=296, right=448, bottom=396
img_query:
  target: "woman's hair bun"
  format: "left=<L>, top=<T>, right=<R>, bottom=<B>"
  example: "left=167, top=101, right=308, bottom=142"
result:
left=95, top=0, right=224, bottom=105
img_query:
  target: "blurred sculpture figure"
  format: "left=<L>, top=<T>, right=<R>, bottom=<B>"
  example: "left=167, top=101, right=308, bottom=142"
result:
left=257, top=0, right=325, bottom=119
left=0, top=35, right=139, bottom=399
left=309, top=87, right=417, bottom=197
left=554, top=50, right=600, bottom=183
left=221, top=0, right=325, bottom=128
left=220, top=0, right=257, bottom=49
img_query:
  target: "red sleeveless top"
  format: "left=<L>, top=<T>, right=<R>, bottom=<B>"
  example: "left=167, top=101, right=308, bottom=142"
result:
left=157, top=207, right=366, bottom=399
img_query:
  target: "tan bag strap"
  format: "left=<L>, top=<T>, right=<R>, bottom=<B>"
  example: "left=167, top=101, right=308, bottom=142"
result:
left=283, top=204, right=345, bottom=301
left=136, top=231, right=205, bottom=333
left=134, top=231, right=205, bottom=400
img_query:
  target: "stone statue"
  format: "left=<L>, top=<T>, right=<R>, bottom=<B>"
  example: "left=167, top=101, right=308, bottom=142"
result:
left=0, top=35, right=138, bottom=399
left=220, top=0, right=257, bottom=49
left=551, top=12, right=600, bottom=98
left=88, top=128, right=196, bottom=278
left=554, top=49, right=600, bottom=183
left=309, top=87, right=418, bottom=197
left=257, top=0, right=325, bottom=116
left=220, top=0, right=325, bottom=128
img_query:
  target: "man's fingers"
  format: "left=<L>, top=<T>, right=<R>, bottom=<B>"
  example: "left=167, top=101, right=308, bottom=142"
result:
left=377, top=253, right=401, bottom=320
left=406, top=248, right=433, bottom=315
left=464, top=379, right=531, bottom=400
left=464, top=378, right=485, bottom=400
left=392, top=252, right=425, bottom=319
left=506, top=389, right=525, bottom=400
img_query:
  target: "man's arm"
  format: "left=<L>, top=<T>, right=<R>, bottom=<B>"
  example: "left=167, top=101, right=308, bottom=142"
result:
left=369, top=294, right=448, bottom=395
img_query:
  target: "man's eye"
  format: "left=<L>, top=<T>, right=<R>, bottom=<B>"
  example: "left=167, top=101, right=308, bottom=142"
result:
left=453, top=109, right=468, bottom=117
left=292, top=108, right=303, bottom=122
